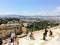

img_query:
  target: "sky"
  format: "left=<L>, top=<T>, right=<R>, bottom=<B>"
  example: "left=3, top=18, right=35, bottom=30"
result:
left=0, top=0, right=60, bottom=16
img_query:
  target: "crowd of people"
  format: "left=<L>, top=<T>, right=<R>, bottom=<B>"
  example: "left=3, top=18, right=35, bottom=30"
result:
left=0, top=29, right=53, bottom=45
left=29, top=29, right=53, bottom=40
left=0, top=31, right=19, bottom=45
left=7, top=32, right=19, bottom=45
left=42, top=29, right=53, bottom=40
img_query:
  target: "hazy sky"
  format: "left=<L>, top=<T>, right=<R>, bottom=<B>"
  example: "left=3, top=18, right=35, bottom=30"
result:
left=0, top=0, right=60, bottom=16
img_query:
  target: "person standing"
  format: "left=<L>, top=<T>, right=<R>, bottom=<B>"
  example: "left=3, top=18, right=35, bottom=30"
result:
left=43, top=29, right=48, bottom=40
left=45, top=29, right=48, bottom=36
left=11, top=32, right=16, bottom=42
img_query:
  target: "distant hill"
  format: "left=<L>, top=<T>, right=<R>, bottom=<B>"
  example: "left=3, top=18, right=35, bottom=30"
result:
left=0, top=15, right=22, bottom=18
left=0, top=15, right=60, bottom=19
left=0, top=15, right=60, bottom=23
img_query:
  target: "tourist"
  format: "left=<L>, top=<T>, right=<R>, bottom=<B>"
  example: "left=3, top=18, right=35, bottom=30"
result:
left=0, top=38, right=2, bottom=45
left=43, top=29, right=48, bottom=40
left=45, top=29, right=48, bottom=36
left=43, top=33, right=46, bottom=40
left=11, top=32, right=16, bottom=42
left=49, top=30, right=53, bottom=37
left=29, top=32, right=35, bottom=40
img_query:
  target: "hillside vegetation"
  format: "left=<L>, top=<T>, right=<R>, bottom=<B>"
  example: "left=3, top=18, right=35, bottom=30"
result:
left=27, top=21, right=59, bottom=32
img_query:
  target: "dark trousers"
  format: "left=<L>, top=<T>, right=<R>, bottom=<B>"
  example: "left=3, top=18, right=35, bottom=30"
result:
left=43, top=33, right=47, bottom=40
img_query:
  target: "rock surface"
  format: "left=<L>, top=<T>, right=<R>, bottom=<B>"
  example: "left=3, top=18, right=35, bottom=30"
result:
left=3, top=25, right=60, bottom=45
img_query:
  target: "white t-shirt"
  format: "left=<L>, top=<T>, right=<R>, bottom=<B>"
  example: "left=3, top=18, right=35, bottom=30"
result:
left=11, top=32, right=16, bottom=39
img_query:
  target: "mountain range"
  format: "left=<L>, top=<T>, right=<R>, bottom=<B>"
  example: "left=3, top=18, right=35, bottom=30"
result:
left=0, top=15, right=60, bottom=19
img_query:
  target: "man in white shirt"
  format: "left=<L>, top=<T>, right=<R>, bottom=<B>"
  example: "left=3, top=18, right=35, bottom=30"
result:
left=11, top=32, right=16, bottom=42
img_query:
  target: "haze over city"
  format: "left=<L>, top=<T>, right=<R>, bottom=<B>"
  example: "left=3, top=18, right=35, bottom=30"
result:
left=0, top=0, right=60, bottom=16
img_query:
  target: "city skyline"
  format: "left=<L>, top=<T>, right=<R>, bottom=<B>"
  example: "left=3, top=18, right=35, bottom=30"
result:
left=0, top=0, right=60, bottom=16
